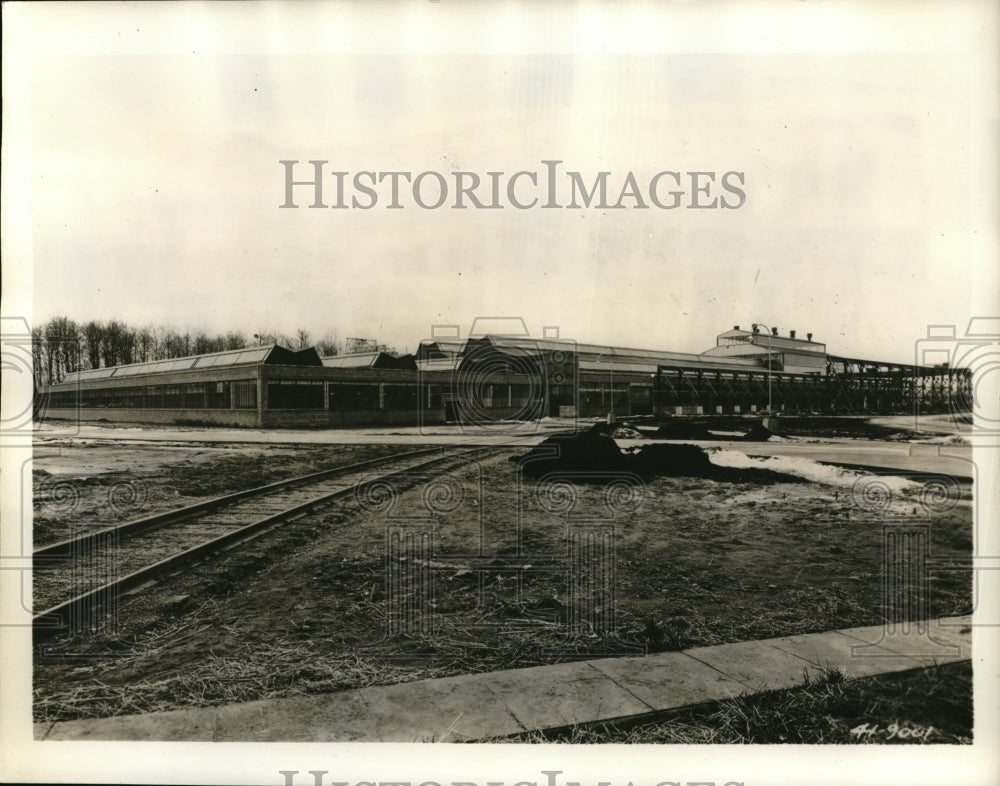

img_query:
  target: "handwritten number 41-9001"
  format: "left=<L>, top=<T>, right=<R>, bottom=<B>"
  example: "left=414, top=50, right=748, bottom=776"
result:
left=849, top=722, right=934, bottom=742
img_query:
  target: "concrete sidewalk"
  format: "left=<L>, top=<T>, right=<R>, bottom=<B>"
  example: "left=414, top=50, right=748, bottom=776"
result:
left=36, top=616, right=971, bottom=742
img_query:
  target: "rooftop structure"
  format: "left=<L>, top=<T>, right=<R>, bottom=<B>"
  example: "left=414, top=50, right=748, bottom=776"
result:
left=702, top=325, right=827, bottom=375
left=321, top=352, right=416, bottom=370
left=60, top=345, right=322, bottom=384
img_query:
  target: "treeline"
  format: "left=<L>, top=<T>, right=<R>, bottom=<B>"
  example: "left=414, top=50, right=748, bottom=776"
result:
left=31, top=316, right=350, bottom=386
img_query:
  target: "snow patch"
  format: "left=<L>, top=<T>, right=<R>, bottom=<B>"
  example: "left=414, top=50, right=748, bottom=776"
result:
left=706, top=449, right=922, bottom=494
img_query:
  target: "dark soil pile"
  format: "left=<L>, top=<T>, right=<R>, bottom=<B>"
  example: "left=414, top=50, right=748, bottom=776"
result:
left=609, top=425, right=645, bottom=439
left=742, top=422, right=774, bottom=441
left=515, top=425, right=802, bottom=484
left=516, top=425, right=629, bottom=479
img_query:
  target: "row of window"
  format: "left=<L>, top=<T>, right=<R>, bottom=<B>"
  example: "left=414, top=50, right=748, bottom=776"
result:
left=46, top=380, right=599, bottom=412
left=580, top=391, right=631, bottom=407
left=267, top=383, right=424, bottom=411
left=44, top=381, right=258, bottom=410
left=456, top=382, right=539, bottom=409
left=265, top=382, right=548, bottom=411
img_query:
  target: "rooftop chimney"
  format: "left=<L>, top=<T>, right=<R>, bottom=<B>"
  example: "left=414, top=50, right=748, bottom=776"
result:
left=807, top=332, right=813, bottom=341
left=790, top=330, right=796, bottom=339
left=771, top=327, right=778, bottom=337
left=734, top=325, right=740, bottom=331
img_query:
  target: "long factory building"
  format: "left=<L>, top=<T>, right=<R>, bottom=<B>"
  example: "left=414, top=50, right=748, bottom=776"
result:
left=36, top=326, right=969, bottom=428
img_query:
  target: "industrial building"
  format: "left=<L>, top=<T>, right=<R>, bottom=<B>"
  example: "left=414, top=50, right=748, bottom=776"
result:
left=37, top=325, right=969, bottom=428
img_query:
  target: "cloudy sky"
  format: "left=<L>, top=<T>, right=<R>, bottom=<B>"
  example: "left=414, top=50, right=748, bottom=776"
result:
left=7, top=2, right=997, bottom=366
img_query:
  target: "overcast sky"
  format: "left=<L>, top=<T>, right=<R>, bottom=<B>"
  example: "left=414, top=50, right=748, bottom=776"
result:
left=8, top=2, right=998, bottom=366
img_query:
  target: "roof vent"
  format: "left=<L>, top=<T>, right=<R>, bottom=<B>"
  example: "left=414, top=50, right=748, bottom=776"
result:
left=807, top=332, right=813, bottom=341
left=771, top=327, right=779, bottom=337
left=790, top=330, right=796, bottom=339
left=734, top=325, right=740, bottom=331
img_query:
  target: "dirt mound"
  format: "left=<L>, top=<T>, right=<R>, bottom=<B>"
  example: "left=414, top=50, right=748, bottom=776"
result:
left=629, top=443, right=716, bottom=476
left=610, top=424, right=645, bottom=439
left=516, top=425, right=629, bottom=478
left=515, top=425, right=801, bottom=484
left=742, top=423, right=774, bottom=441
left=631, top=443, right=800, bottom=484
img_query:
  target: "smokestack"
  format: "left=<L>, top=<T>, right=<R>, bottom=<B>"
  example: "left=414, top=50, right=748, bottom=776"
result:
left=771, top=327, right=778, bottom=337
left=790, top=330, right=796, bottom=339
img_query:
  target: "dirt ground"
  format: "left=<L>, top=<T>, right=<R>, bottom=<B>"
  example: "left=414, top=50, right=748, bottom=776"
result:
left=32, top=438, right=973, bottom=724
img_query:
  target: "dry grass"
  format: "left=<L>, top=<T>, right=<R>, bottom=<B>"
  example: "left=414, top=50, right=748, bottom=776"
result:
left=34, top=446, right=974, bottom=730
left=35, top=604, right=459, bottom=722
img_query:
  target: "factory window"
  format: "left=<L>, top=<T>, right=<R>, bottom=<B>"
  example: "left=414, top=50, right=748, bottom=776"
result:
left=383, top=384, right=418, bottom=410
left=143, top=386, right=161, bottom=408
left=80, top=387, right=139, bottom=408
left=630, top=385, right=652, bottom=404
left=44, top=390, right=78, bottom=408
left=232, top=380, right=257, bottom=409
left=329, top=383, right=380, bottom=411
left=79, top=388, right=101, bottom=407
left=185, top=383, right=207, bottom=408
left=509, top=383, right=533, bottom=408
left=268, top=380, right=324, bottom=409
left=423, top=384, right=443, bottom=410
left=141, top=384, right=183, bottom=408
left=125, top=388, right=144, bottom=407
left=105, top=388, right=143, bottom=408
left=579, top=384, right=623, bottom=407
left=578, top=387, right=604, bottom=408
left=161, top=385, right=184, bottom=408
left=478, top=384, right=495, bottom=408
left=142, top=386, right=158, bottom=408
left=204, top=381, right=231, bottom=409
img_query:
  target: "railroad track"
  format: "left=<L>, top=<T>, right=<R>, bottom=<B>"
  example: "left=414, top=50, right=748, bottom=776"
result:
left=33, top=444, right=513, bottom=640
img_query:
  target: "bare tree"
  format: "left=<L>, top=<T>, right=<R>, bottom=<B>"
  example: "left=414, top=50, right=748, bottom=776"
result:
left=100, top=320, right=135, bottom=366
left=254, top=330, right=296, bottom=349
left=27, top=317, right=78, bottom=385
left=223, top=331, right=248, bottom=350
left=132, top=326, right=154, bottom=362
left=82, top=320, right=103, bottom=369
left=316, top=332, right=342, bottom=357
left=31, top=325, right=48, bottom=386
left=161, top=329, right=188, bottom=359
left=191, top=329, right=214, bottom=356
left=32, top=316, right=363, bottom=377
